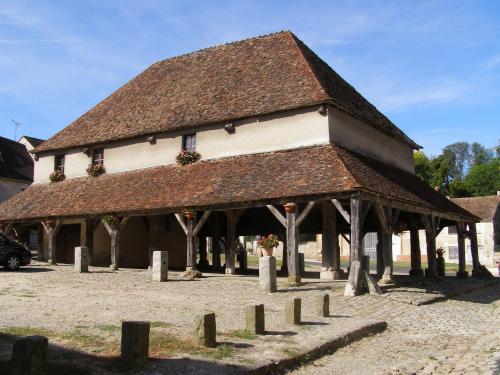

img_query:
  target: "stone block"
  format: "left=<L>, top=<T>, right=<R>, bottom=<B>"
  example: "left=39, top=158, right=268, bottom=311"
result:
left=121, top=321, right=150, bottom=367
left=152, top=251, right=168, bottom=282
left=193, top=312, right=216, bottom=347
left=245, top=304, right=265, bottom=334
left=74, top=246, right=89, bottom=273
left=285, top=298, right=301, bottom=325
left=259, top=256, right=277, bottom=293
left=10, top=335, right=48, bottom=375
left=315, top=293, right=329, bottom=318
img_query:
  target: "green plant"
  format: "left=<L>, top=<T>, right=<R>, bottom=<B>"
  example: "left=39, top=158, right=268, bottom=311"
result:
left=257, top=234, right=279, bottom=249
left=102, top=214, right=120, bottom=228
left=176, top=149, right=201, bottom=165
left=178, top=208, right=197, bottom=220
left=86, top=163, right=106, bottom=177
left=49, top=170, right=66, bottom=183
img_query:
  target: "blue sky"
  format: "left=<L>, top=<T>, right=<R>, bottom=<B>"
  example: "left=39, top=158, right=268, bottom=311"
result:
left=0, top=0, right=499, bottom=156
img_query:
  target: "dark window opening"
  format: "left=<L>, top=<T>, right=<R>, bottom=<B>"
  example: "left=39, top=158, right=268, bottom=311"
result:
left=54, top=154, right=65, bottom=174
left=92, top=148, right=104, bottom=165
left=182, top=133, right=196, bottom=151
left=448, top=226, right=457, bottom=234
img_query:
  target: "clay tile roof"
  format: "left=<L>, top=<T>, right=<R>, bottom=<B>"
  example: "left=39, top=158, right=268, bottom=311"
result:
left=34, top=31, right=419, bottom=154
left=0, top=145, right=473, bottom=223
left=451, top=196, right=500, bottom=221
left=0, top=136, right=33, bottom=183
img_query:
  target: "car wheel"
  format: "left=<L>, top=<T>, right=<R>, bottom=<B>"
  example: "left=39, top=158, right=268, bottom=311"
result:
left=5, top=255, right=21, bottom=271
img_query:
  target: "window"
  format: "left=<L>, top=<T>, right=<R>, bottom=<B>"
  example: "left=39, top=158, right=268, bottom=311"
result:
left=448, top=245, right=458, bottom=260
left=54, top=154, right=65, bottom=173
left=448, top=226, right=457, bottom=234
left=182, top=133, right=196, bottom=151
left=92, top=148, right=104, bottom=165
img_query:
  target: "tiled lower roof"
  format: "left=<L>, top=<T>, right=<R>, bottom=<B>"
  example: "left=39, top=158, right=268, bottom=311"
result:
left=451, top=196, right=500, bottom=221
left=0, top=145, right=474, bottom=222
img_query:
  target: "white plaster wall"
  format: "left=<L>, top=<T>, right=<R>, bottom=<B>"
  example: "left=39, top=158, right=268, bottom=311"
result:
left=33, top=107, right=329, bottom=182
left=0, top=179, right=30, bottom=202
left=328, top=106, right=415, bottom=173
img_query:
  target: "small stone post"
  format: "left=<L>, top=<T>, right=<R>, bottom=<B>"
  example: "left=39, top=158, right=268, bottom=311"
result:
left=152, top=251, right=168, bottom=282
left=315, top=293, right=329, bottom=318
left=245, top=304, right=265, bottom=334
left=10, top=335, right=48, bottom=375
left=259, top=256, right=277, bottom=293
left=74, top=246, right=89, bottom=273
left=285, top=298, right=301, bottom=325
left=193, top=312, right=216, bottom=347
left=121, top=321, right=150, bottom=367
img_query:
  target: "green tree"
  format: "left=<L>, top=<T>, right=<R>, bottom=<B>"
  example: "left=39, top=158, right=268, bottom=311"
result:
left=413, top=150, right=433, bottom=185
left=463, top=158, right=500, bottom=196
left=470, top=142, right=493, bottom=166
left=442, top=142, right=471, bottom=180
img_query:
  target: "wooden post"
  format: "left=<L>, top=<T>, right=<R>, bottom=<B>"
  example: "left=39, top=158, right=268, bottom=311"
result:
left=422, top=214, right=438, bottom=278
left=468, top=222, right=481, bottom=276
left=376, top=229, right=384, bottom=277
left=82, top=219, right=98, bottom=266
left=456, top=222, right=468, bottom=278
left=198, top=236, right=208, bottom=269
left=344, top=197, right=371, bottom=296
left=186, top=218, right=196, bottom=269
left=147, top=216, right=161, bottom=268
left=321, top=201, right=339, bottom=280
left=102, top=216, right=129, bottom=270
left=374, top=204, right=398, bottom=284
left=286, top=205, right=300, bottom=285
left=225, top=210, right=242, bottom=275
left=267, top=202, right=315, bottom=285
left=212, top=214, right=221, bottom=270
left=41, top=220, right=62, bottom=265
left=409, top=217, right=423, bottom=277
left=175, top=210, right=211, bottom=278
left=280, top=233, right=288, bottom=272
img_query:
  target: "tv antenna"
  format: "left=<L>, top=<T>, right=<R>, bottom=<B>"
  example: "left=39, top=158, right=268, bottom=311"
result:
left=11, top=120, right=22, bottom=141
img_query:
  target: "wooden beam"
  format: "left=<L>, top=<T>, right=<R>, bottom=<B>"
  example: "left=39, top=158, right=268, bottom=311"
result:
left=193, top=211, right=211, bottom=237
left=286, top=207, right=300, bottom=285
left=422, top=214, right=438, bottom=278
left=408, top=216, right=423, bottom=277
left=266, top=205, right=286, bottom=227
left=225, top=210, right=243, bottom=275
left=341, top=233, right=350, bottom=244
left=295, top=201, right=315, bottom=226
left=331, top=199, right=350, bottom=224
left=174, top=214, right=188, bottom=235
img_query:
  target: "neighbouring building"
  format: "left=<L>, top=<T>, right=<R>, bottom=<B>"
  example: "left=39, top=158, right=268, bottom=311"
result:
left=0, top=135, right=34, bottom=202
left=0, top=31, right=488, bottom=294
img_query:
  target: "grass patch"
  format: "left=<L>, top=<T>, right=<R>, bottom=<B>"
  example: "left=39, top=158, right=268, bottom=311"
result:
left=209, top=343, right=234, bottom=360
left=150, top=321, right=173, bottom=329
left=1, top=326, right=55, bottom=338
left=224, top=330, right=257, bottom=340
left=97, top=324, right=120, bottom=332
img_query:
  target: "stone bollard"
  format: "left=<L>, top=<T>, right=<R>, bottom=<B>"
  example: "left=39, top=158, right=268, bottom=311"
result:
left=259, top=256, right=277, bottom=293
left=11, top=335, right=48, bottom=375
left=299, top=253, right=305, bottom=274
left=285, top=298, right=301, bottom=325
left=245, top=304, right=265, bottom=335
left=152, top=251, right=168, bottom=282
left=121, top=321, right=150, bottom=367
left=315, top=293, right=329, bottom=318
left=74, top=246, right=89, bottom=273
left=193, top=312, right=216, bottom=347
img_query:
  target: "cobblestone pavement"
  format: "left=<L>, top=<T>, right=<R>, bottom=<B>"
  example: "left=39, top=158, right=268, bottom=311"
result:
left=288, top=284, right=500, bottom=375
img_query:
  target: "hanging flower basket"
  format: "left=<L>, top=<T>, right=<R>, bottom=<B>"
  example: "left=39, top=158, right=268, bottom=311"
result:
left=178, top=208, right=196, bottom=220
left=49, top=170, right=66, bottom=183
left=257, top=234, right=279, bottom=256
left=283, top=203, right=296, bottom=213
left=87, top=164, right=106, bottom=177
left=176, top=149, right=201, bottom=166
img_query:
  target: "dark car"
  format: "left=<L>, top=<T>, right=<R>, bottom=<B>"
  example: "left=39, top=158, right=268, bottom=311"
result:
left=0, top=233, right=32, bottom=270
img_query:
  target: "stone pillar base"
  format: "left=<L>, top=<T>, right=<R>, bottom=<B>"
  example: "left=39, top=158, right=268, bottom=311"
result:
left=225, top=267, right=235, bottom=275
left=456, top=270, right=469, bottom=279
left=109, top=264, right=118, bottom=271
left=152, top=251, right=168, bottom=282
left=259, top=256, right=277, bottom=293
left=181, top=267, right=202, bottom=279
left=287, top=275, right=301, bottom=286
left=409, top=268, right=424, bottom=277
left=47, top=259, right=56, bottom=265
left=320, top=270, right=342, bottom=280
left=378, top=274, right=395, bottom=285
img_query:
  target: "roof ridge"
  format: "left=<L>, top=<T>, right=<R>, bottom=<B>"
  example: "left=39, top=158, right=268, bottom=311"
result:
left=155, top=30, right=292, bottom=65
